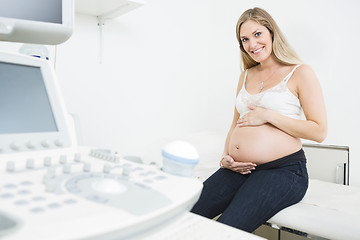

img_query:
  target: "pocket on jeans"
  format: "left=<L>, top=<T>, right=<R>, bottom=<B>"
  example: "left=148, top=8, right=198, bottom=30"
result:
left=286, top=161, right=307, bottom=181
left=292, top=168, right=303, bottom=177
left=291, top=161, right=309, bottom=192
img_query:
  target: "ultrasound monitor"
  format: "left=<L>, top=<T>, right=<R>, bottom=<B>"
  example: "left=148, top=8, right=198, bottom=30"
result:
left=0, top=51, right=73, bottom=153
left=0, top=0, right=73, bottom=45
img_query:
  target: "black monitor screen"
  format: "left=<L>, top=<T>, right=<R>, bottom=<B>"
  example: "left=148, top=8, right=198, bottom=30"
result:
left=0, top=0, right=62, bottom=24
left=0, top=62, right=58, bottom=134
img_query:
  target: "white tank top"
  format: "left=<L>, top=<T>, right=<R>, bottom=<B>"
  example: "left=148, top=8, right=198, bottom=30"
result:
left=235, top=65, right=303, bottom=119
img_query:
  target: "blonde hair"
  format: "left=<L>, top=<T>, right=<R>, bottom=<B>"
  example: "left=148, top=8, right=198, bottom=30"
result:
left=236, top=8, right=302, bottom=70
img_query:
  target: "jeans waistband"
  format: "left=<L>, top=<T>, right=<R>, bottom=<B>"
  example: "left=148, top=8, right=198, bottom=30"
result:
left=254, top=149, right=306, bottom=171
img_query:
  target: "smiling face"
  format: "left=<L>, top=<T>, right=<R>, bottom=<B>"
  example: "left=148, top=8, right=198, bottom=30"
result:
left=239, top=20, right=273, bottom=64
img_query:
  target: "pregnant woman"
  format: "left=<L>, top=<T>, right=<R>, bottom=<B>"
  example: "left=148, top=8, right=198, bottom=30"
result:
left=191, top=7, right=327, bottom=233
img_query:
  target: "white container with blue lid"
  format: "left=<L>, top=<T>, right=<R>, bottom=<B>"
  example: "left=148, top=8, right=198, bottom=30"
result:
left=162, top=141, right=200, bottom=177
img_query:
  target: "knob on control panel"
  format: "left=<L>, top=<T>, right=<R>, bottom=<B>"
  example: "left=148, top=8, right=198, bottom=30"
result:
left=54, top=139, right=63, bottom=147
left=74, top=153, right=81, bottom=162
left=83, top=162, right=91, bottom=172
left=41, top=141, right=50, bottom=148
left=63, top=164, right=71, bottom=174
left=26, top=141, right=36, bottom=149
left=9, top=143, right=20, bottom=151
left=43, top=157, right=52, bottom=167
left=59, top=155, right=67, bottom=164
left=26, top=159, right=34, bottom=169
left=122, top=166, right=132, bottom=177
left=6, top=161, right=15, bottom=172
left=103, top=164, right=111, bottom=173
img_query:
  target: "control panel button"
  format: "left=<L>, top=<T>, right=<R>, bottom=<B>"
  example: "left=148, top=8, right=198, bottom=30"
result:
left=43, top=174, right=53, bottom=184
left=47, top=168, right=56, bottom=177
left=74, top=153, right=81, bottom=162
left=43, top=157, right=52, bottom=167
left=6, top=161, right=15, bottom=172
left=20, top=181, right=33, bottom=186
left=45, top=182, right=56, bottom=193
left=14, top=200, right=29, bottom=206
left=29, top=207, right=45, bottom=213
left=83, top=162, right=91, bottom=172
left=103, top=164, right=111, bottom=173
left=48, top=203, right=61, bottom=209
left=41, top=141, right=50, bottom=148
left=59, top=155, right=67, bottom=164
left=32, top=196, right=46, bottom=202
left=3, top=184, right=17, bottom=189
left=9, top=143, right=20, bottom=151
left=63, top=164, right=71, bottom=174
left=18, top=190, right=31, bottom=195
left=26, top=141, right=36, bottom=149
left=63, top=199, right=77, bottom=205
left=26, top=159, right=34, bottom=169
left=0, top=193, right=14, bottom=199
left=122, top=167, right=132, bottom=177
left=54, top=139, right=63, bottom=147
left=86, top=195, right=108, bottom=204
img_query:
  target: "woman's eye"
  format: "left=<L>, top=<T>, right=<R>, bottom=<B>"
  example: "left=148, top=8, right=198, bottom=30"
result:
left=255, top=32, right=262, bottom=37
left=242, top=38, right=248, bottom=42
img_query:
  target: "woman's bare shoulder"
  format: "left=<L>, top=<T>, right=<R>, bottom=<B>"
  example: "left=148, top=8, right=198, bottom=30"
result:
left=295, top=64, right=316, bottom=77
left=292, top=64, right=317, bottom=83
left=292, top=64, right=321, bottom=93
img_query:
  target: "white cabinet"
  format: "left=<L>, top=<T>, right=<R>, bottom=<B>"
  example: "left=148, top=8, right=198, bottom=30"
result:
left=73, top=0, right=144, bottom=63
left=303, top=143, right=349, bottom=185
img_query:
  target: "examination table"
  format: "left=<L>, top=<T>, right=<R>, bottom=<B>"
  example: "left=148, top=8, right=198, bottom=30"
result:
left=268, top=179, right=360, bottom=240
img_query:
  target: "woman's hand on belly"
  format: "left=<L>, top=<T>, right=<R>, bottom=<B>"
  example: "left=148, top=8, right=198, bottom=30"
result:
left=221, top=155, right=257, bottom=174
left=237, top=105, right=269, bottom=127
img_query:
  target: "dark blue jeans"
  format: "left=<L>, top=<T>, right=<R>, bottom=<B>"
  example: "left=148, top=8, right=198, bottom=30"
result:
left=191, top=149, right=308, bottom=233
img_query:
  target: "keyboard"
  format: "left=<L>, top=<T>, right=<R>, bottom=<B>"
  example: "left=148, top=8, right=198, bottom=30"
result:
left=0, top=146, right=203, bottom=240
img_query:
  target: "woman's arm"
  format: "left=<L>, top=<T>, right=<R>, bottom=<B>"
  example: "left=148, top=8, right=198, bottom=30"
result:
left=222, top=71, right=244, bottom=156
left=237, top=64, right=327, bottom=143
left=220, top=71, right=257, bottom=174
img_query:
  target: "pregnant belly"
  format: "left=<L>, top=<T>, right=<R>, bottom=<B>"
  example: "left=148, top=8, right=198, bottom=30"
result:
left=228, top=124, right=302, bottom=164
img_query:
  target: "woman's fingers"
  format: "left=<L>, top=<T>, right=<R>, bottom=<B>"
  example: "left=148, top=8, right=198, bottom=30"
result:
left=236, top=106, right=269, bottom=127
left=222, top=156, right=257, bottom=174
left=231, top=162, right=256, bottom=174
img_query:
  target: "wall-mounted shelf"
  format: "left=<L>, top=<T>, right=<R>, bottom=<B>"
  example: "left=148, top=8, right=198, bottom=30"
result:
left=74, top=0, right=144, bottom=63
left=75, top=0, right=144, bottom=63
left=75, top=0, right=144, bottom=19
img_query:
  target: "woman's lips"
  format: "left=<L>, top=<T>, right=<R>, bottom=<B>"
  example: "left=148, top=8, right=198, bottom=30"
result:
left=251, top=47, right=264, bottom=55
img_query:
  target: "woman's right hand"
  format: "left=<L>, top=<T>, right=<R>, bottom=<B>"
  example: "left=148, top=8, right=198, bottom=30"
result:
left=221, top=155, right=256, bottom=174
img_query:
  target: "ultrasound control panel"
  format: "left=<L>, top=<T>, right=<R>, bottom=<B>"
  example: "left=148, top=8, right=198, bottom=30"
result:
left=0, top=52, right=203, bottom=240
left=0, top=147, right=203, bottom=240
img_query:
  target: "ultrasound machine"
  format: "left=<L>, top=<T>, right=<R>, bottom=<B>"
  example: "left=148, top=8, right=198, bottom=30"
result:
left=0, top=1, right=264, bottom=239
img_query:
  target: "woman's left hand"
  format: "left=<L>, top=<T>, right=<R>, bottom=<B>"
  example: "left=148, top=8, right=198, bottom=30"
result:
left=237, top=105, right=269, bottom=127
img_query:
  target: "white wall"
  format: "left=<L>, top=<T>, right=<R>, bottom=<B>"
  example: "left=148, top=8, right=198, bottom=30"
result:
left=54, top=0, right=210, bottom=163
left=1, top=0, right=360, bottom=186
